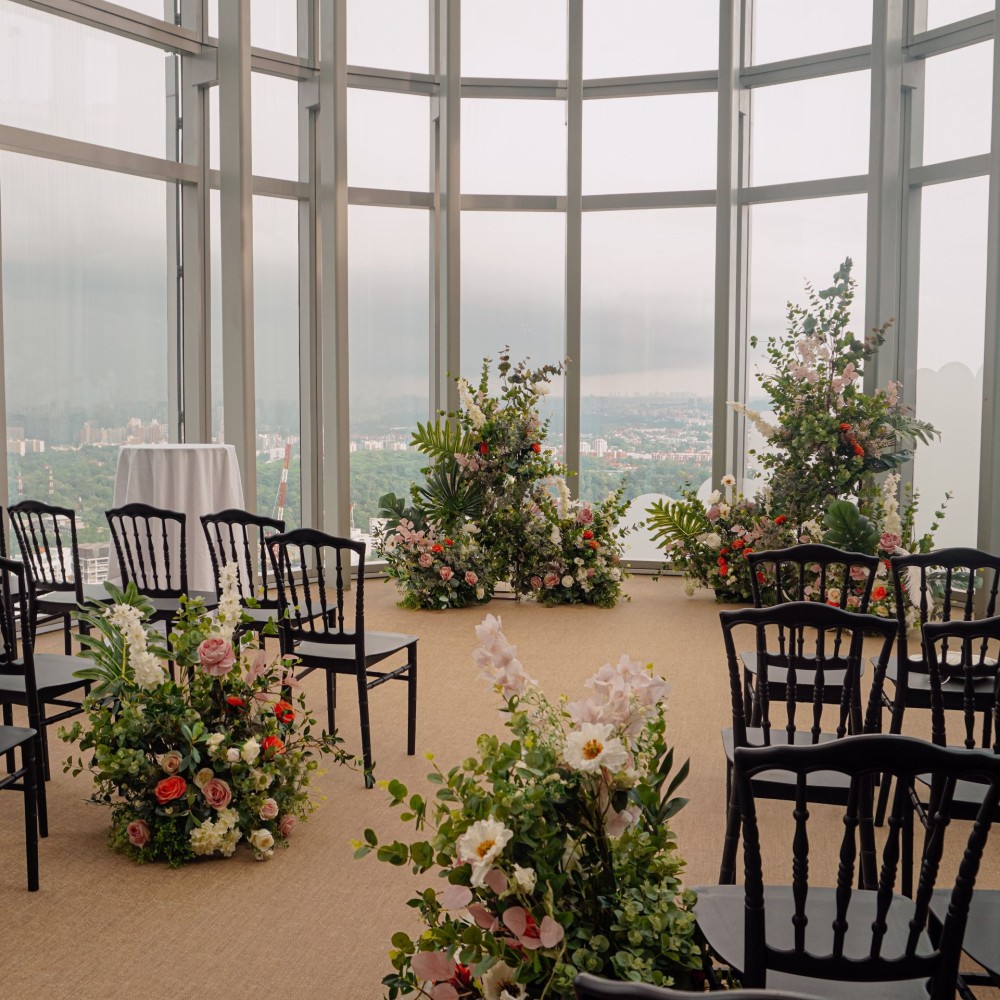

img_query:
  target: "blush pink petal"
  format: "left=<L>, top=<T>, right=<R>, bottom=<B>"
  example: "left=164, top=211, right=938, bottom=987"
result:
left=502, top=906, right=527, bottom=937
left=539, top=915, right=565, bottom=948
left=439, top=884, right=473, bottom=909
left=430, top=986, right=459, bottom=1000
left=484, top=867, right=507, bottom=894
left=410, top=950, right=455, bottom=983
left=468, top=903, right=499, bottom=931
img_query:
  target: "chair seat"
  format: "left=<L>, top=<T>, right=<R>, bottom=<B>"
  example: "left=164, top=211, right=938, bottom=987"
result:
left=879, top=655, right=996, bottom=709
left=723, top=728, right=854, bottom=799
left=914, top=768, right=999, bottom=821
left=741, top=651, right=857, bottom=700
left=295, top=630, right=418, bottom=668
left=930, top=887, right=1000, bottom=976
left=34, top=583, right=110, bottom=609
left=139, top=591, right=219, bottom=616
left=0, top=725, right=36, bottom=756
left=694, top=884, right=935, bottom=999
left=0, top=653, right=86, bottom=699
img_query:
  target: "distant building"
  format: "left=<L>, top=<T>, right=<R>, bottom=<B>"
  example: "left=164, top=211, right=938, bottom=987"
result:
left=78, top=542, right=111, bottom=585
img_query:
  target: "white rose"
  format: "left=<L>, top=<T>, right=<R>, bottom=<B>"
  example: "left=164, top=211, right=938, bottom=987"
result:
left=241, top=738, right=260, bottom=764
left=194, top=767, right=215, bottom=790
left=550, top=526, right=562, bottom=546
left=561, top=575, right=574, bottom=587
left=206, top=733, right=226, bottom=752
left=512, top=864, right=537, bottom=893
left=226, top=747, right=241, bottom=763
left=698, top=533, right=722, bottom=550
left=709, top=490, right=722, bottom=504
left=249, top=828, right=275, bottom=854
left=533, top=382, right=551, bottom=395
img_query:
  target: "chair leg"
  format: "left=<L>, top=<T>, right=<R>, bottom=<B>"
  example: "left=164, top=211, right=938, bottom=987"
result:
left=3, top=704, right=13, bottom=773
left=37, top=707, right=51, bottom=782
left=357, top=673, right=374, bottom=789
left=718, top=772, right=741, bottom=885
left=874, top=701, right=903, bottom=827
left=326, top=672, right=337, bottom=735
left=63, top=612, right=72, bottom=655
left=406, top=646, right=417, bottom=756
left=901, top=790, right=914, bottom=900
left=22, top=737, right=39, bottom=891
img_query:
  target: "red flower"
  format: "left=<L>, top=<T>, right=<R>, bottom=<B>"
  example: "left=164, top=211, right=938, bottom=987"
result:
left=717, top=556, right=728, bottom=567
left=225, top=695, right=246, bottom=713
left=743, top=548, right=754, bottom=557
left=854, top=443, right=864, bottom=456
left=155, top=776, right=187, bottom=805
left=274, top=700, right=295, bottom=725
left=531, top=442, right=541, bottom=453
left=872, top=585, right=887, bottom=601
left=450, top=966, right=475, bottom=991
left=719, top=562, right=729, bottom=576
left=582, top=529, right=594, bottom=540
left=432, top=544, right=444, bottom=553
left=756, top=571, right=766, bottom=584
left=478, top=442, right=488, bottom=455
left=588, top=540, right=599, bottom=550
left=840, top=422, right=852, bottom=431
left=261, top=735, right=286, bottom=758
left=720, top=547, right=729, bottom=556
left=731, top=538, right=745, bottom=550
left=774, top=515, right=787, bottom=525
left=444, top=538, right=454, bottom=546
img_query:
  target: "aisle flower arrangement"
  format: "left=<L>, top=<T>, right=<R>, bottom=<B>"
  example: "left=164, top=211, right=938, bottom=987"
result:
left=357, top=616, right=699, bottom=998
left=61, top=569, right=352, bottom=867
left=378, top=350, right=630, bottom=609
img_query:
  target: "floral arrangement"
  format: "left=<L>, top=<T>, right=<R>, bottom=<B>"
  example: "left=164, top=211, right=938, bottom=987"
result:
left=61, top=568, right=351, bottom=866
left=378, top=350, right=630, bottom=609
left=736, top=257, right=937, bottom=525
left=646, top=476, right=794, bottom=603
left=357, top=616, right=699, bottom=999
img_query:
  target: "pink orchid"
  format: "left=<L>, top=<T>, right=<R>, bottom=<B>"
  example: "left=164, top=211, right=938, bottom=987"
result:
left=501, top=906, right=564, bottom=950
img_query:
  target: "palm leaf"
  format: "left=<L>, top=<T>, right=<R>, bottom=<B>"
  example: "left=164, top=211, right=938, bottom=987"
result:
left=415, top=463, right=485, bottom=527
left=821, top=499, right=879, bottom=553
left=411, top=419, right=477, bottom=463
left=644, top=498, right=711, bottom=549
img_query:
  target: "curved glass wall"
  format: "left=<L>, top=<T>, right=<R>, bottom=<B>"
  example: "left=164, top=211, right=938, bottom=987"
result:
left=1, top=0, right=999, bottom=563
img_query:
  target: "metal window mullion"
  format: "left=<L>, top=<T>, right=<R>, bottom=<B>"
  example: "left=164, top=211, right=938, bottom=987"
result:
left=317, top=0, right=349, bottom=534
left=298, top=0, right=319, bottom=531
left=218, top=0, right=256, bottom=511
left=977, top=15, right=1000, bottom=552
left=432, top=0, right=460, bottom=414
left=865, top=0, right=907, bottom=391
left=713, top=0, right=750, bottom=486
left=564, top=0, right=582, bottom=495
left=166, top=40, right=182, bottom=441
left=0, top=157, right=9, bottom=518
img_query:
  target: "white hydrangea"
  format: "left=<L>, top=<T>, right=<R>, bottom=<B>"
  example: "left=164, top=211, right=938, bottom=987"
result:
left=190, top=820, right=222, bottom=857
left=214, top=562, right=243, bottom=643
left=132, top=649, right=166, bottom=691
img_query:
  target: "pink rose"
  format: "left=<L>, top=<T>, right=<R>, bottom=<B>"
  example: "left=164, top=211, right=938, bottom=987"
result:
left=707, top=505, right=720, bottom=522
left=197, top=637, right=236, bottom=677
left=543, top=572, right=559, bottom=588
left=158, top=750, right=182, bottom=774
left=530, top=576, right=542, bottom=590
left=201, top=777, right=232, bottom=810
left=418, top=552, right=434, bottom=568
left=259, top=797, right=279, bottom=820
left=440, top=566, right=453, bottom=582
left=576, top=507, right=594, bottom=525
left=880, top=532, right=902, bottom=552
left=279, top=814, right=297, bottom=838
left=464, top=571, right=478, bottom=586
left=127, top=820, right=150, bottom=847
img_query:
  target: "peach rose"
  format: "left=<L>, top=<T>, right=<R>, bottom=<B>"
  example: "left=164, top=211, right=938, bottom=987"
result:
left=197, top=637, right=236, bottom=677
left=127, top=819, right=150, bottom=847
left=259, top=798, right=279, bottom=820
left=201, top=777, right=232, bottom=810
left=464, top=571, right=478, bottom=586
left=440, top=566, right=454, bottom=582
left=158, top=750, right=182, bottom=775
left=418, top=552, right=434, bottom=568
left=279, top=814, right=297, bottom=838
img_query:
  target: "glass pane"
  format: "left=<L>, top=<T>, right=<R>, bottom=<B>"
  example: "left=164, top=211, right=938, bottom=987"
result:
left=253, top=73, right=299, bottom=180
left=584, top=0, right=718, bottom=77
left=250, top=0, right=298, bottom=54
left=752, top=0, right=873, bottom=64
left=584, top=94, right=716, bottom=194
left=463, top=99, right=566, bottom=195
left=0, top=0, right=168, bottom=158
left=462, top=0, right=567, bottom=78
left=581, top=209, right=715, bottom=560
left=348, top=206, right=429, bottom=552
left=461, top=212, right=566, bottom=447
left=746, top=196, right=868, bottom=481
left=752, top=72, right=870, bottom=185
left=348, top=89, right=429, bottom=190
left=347, top=0, right=429, bottom=72
left=114, top=1, right=169, bottom=18
left=926, top=0, right=994, bottom=30
left=0, top=153, right=171, bottom=560
left=914, top=178, right=989, bottom=546
left=922, top=41, right=994, bottom=166
left=253, top=197, right=301, bottom=527
left=210, top=190, right=223, bottom=443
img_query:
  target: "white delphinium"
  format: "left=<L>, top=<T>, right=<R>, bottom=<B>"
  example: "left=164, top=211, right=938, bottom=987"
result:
left=105, top=603, right=165, bottom=689
left=881, top=472, right=903, bottom=538
left=729, top=400, right=779, bottom=439
left=555, top=476, right=571, bottom=519
left=457, top=378, right=487, bottom=430
left=214, top=562, right=243, bottom=643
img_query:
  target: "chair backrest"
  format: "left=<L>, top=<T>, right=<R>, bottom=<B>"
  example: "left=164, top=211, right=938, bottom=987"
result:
left=574, top=974, right=823, bottom=1000
left=733, top=734, right=1000, bottom=998
left=892, top=548, right=1000, bottom=672
left=267, top=528, right=365, bottom=650
left=719, top=602, right=896, bottom=747
left=106, top=503, right=188, bottom=598
left=924, top=615, right=1000, bottom=751
left=0, top=555, right=36, bottom=697
left=8, top=499, right=82, bottom=599
left=201, top=508, right=285, bottom=607
left=748, top=544, right=881, bottom=613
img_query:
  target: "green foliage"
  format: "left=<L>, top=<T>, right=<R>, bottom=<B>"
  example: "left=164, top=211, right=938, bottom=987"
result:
left=410, top=418, right=477, bottom=465
left=644, top=498, right=711, bottom=549
left=821, top=499, right=880, bottom=553
left=359, top=619, right=699, bottom=998
left=414, top=461, right=485, bottom=526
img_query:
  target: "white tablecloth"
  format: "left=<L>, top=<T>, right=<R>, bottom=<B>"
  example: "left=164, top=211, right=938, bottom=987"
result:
left=110, top=444, right=246, bottom=593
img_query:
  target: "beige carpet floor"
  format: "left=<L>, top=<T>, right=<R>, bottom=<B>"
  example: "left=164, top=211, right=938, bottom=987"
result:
left=1, top=575, right=998, bottom=999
